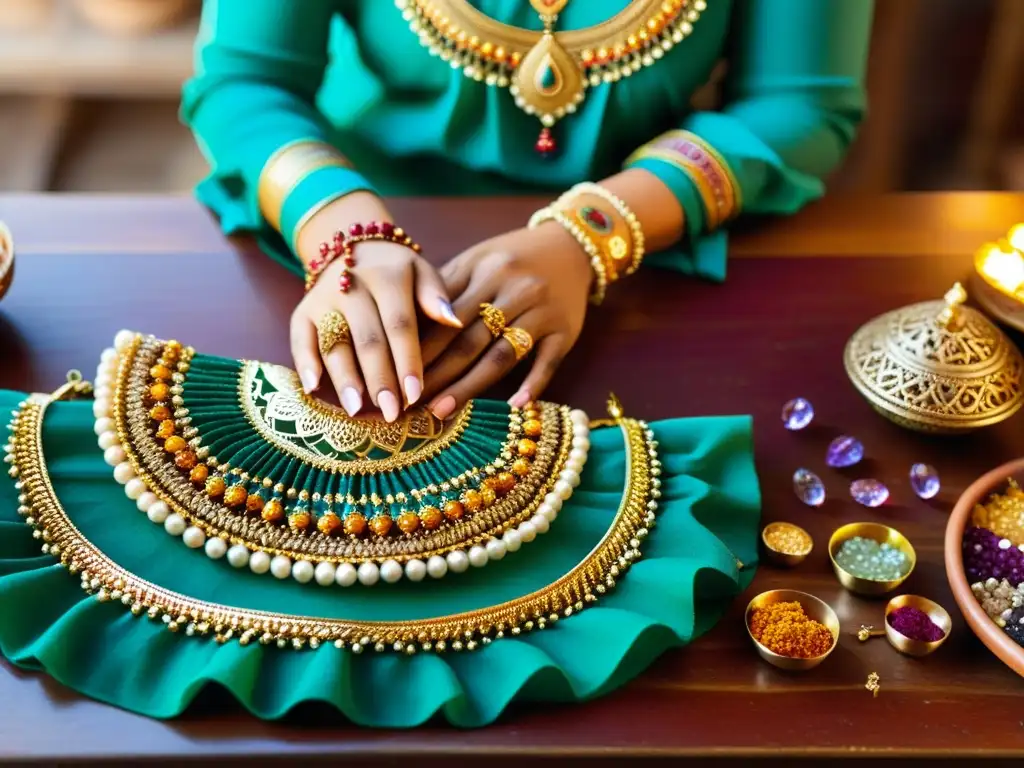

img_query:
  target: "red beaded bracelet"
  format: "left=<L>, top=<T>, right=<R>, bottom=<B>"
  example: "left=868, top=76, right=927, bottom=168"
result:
left=305, top=221, right=422, bottom=293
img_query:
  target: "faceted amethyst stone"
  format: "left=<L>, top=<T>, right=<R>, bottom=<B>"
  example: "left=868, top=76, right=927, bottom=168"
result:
left=909, top=463, right=940, bottom=500
left=781, top=397, right=814, bottom=430
left=826, top=435, right=864, bottom=468
left=793, top=468, right=825, bottom=507
left=850, top=479, right=889, bottom=507
left=963, top=525, right=1024, bottom=586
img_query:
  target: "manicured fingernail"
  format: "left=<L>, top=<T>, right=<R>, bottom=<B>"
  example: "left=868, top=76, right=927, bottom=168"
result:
left=439, top=299, right=463, bottom=328
left=378, top=390, right=400, bottom=423
left=431, top=395, right=457, bottom=420
left=300, top=368, right=319, bottom=393
left=508, top=389, right=532, bottom=409
left=403, top=375, right=422, bottom=406
left=341, top=387, right=362, bottom=417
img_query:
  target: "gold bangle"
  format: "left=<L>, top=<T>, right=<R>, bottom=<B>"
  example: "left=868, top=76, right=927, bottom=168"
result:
left=629, top=147, right=728, bottom=229
left=656, top=130, right=743, bottom=210
left=559, top=182, right=646, bottom=276
left=257, top=140, right=352, bottom=233
left=529, top=206, right=609, bottom=305
left=625, top=131, right=740, bottom=229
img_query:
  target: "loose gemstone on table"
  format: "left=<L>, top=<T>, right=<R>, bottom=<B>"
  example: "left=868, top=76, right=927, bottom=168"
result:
left=825, top=435, right=864, bottom=468
left=850, top=478, right=889, bottom=507
left=909, top=463, right=940, bottom=499
left=781, top=397, right=814, bottom=430
left=793, top=468, right=825, bottom=507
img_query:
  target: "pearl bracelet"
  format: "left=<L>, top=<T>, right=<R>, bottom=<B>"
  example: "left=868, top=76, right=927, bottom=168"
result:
left=529, top=206, right=609, bottom=304
left=562, top=182, right=646, bottom=276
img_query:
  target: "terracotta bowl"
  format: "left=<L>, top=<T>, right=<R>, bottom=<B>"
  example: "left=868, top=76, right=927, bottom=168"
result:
left=945, top=457, right=1024, bottom=676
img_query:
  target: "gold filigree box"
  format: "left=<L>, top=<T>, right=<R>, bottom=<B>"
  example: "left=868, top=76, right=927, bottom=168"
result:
left=844, top=283, right=1024, bottom=433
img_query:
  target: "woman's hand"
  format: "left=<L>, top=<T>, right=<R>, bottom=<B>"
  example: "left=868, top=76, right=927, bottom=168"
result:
left=421, top=222, right=593, bottom=418
left=289, top=193, right=462, bottom=421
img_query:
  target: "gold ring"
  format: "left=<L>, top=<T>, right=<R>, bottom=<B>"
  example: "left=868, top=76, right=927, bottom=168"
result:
left=502, top=326, right=534, bottom=361
left=316, top=310, right=351, bottom=357
left=479, top=303, right=506, bottom=338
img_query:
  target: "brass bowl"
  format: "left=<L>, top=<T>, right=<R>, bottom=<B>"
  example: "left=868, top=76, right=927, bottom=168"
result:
left=745, top=589, right=840, bottom=671
left=760, top=521, right=813, bottom=567
left=884, top=594, right=951, bottom=656
left=0, top=221, right=13, bottom=301
left=828, top=522, right=916, bottom=596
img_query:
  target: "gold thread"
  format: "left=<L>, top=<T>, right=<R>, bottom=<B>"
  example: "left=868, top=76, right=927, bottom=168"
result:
left=9, top=396, right=656, bottom=652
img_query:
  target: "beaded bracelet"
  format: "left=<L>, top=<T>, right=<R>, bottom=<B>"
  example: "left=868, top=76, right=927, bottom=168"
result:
left=529, top=206, right=609, bottom=304
left=563, top=182, right=646, bottom=277
left=528, top=183, right=645, bottom=303
left=306, top=221, right=422, bottom=294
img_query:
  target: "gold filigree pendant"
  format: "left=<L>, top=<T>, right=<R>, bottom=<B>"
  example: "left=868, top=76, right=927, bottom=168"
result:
left=510, top=30, right=585, bottom=155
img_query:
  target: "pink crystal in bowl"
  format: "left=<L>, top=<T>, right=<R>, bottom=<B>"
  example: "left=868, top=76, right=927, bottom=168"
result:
left=945, top=457, right=1024, bottom=677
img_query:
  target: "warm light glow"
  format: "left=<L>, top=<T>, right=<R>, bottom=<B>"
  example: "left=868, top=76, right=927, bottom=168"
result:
left=1009, top=223, right=1024, bottom=253
left=975, top=240, right=1024, bottom=300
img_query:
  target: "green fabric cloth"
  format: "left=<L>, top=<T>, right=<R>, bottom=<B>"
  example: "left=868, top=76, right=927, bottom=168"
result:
left=181, top=0, right=873, bottom=280
left=0, top=390, right=760, bottom=727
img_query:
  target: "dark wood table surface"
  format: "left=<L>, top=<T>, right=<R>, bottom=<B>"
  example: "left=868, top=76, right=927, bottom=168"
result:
left=1, top=192, right=1024, bottom=762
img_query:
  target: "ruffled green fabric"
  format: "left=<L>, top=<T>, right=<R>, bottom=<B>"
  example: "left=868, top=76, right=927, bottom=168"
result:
left=0, top=390, right=759, bottom=727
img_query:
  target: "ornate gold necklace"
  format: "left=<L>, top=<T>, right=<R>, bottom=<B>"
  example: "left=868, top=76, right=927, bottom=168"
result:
left=397, top=0, right=707, bottom=155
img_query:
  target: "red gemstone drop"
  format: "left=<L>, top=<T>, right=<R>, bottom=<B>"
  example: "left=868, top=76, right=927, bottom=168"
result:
left=348, top=223, right=363, bottom=237
left=344, top=257, right=355, bottom=267
left=535, top=128, right=556, bottom=156
left=365, top=222, right=380, bottom=235
left=318, top=242, right=330, bottom=257
left=583, top=208, right=610, bottom=230
left=380, top=221, right=395, bottom=236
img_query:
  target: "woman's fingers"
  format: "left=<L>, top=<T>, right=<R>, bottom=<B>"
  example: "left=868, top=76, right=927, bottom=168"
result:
left=290, top=312, right=322, bottom=394
left=337, top=291, right=401, bottom=422
left=322, top=335, right=363, bottom=417
left=361, top=263, right=425, bottom=409
left=422, top=288, right=535, bottom=399
left=428, top=309, right=544, bottom=419
left=508, top=334, right=566, bottom=407
left=414, top=259, right=462, bottom=329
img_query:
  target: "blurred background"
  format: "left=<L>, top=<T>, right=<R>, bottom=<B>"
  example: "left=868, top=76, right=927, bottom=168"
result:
left=0, top=0, right=1021, bottom=195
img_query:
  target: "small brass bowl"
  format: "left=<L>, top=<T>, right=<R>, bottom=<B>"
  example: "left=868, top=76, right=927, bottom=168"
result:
left=828, top=522, right=916, bottom=596
left=745, top=589, right=840, bottom=671
left=761, top=522, right=813, bottom=567
left=884, top=594, right=951, bottom=657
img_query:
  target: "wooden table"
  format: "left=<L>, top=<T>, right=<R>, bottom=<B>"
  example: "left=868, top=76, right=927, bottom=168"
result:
left=1, top=193, right=1024, bottom=762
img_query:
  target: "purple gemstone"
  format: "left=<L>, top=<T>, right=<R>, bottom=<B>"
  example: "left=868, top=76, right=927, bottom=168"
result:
left=781, top=397, right=814, bottom=430
left=826, top=435, right=864, bottom=468
left=850, top=479, right=889, bottom=507
left=909, top=463, right=940, bottom=500
left=793, top=468, right=826, bottom=507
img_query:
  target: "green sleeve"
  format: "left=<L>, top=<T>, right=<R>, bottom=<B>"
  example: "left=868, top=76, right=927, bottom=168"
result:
left=180, top=0, right=375, bottom=271
left=630, top=0, right=874, bottom=281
